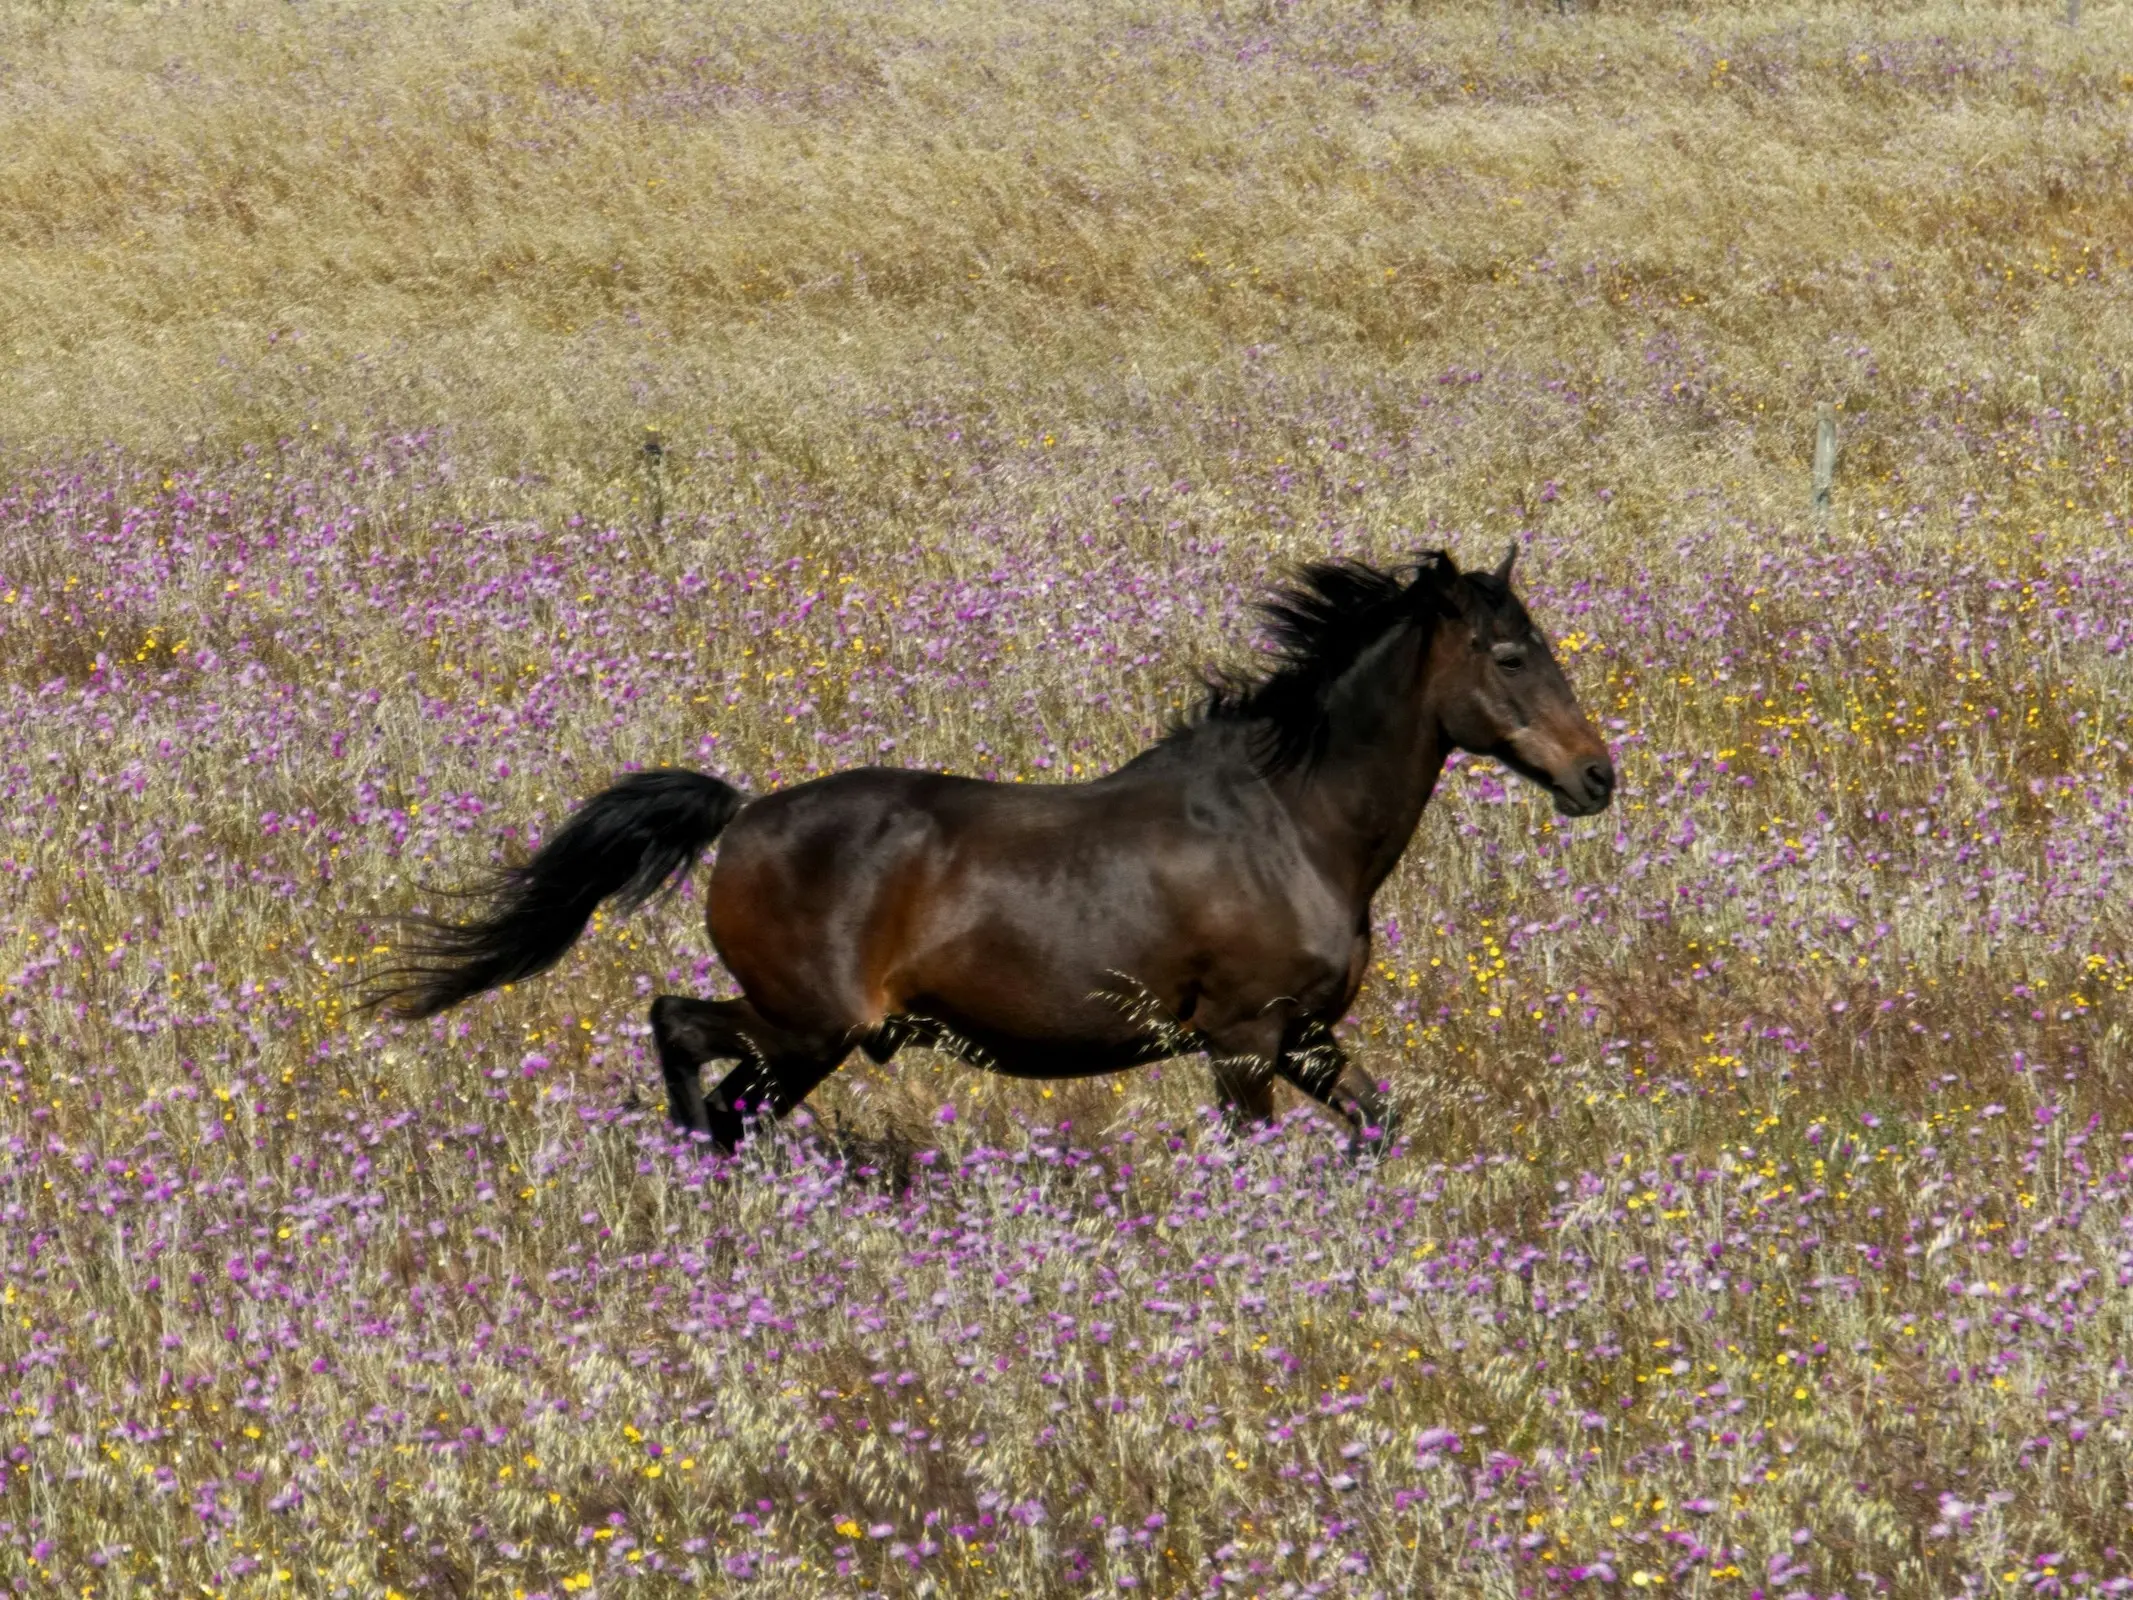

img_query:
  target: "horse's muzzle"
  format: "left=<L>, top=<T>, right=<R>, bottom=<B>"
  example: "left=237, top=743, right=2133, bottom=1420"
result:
left=1552, top=754, right=1616, bottom=817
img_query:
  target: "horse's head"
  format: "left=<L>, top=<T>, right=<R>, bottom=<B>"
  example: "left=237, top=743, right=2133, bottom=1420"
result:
left=1433, top=544, right=1614, bottom=817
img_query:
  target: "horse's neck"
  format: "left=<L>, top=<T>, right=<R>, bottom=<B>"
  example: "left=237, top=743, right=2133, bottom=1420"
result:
left=1283, top=625, right=1448, bottom=903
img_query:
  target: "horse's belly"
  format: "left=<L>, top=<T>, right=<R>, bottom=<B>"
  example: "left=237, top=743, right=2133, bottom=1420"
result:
left=894, top=951, right=1177, bottom=1057
left=887, top=996, right=1179, bottom=1079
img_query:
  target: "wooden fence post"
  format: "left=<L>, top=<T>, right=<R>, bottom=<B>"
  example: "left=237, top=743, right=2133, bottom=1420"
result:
left=642, top=426, right=666, bottom=538
left=1811, top=403, right=1838, bottom=518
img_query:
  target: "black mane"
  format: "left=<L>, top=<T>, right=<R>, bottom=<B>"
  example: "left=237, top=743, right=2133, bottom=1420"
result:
left=1183, top=551, right=1479, bottom=775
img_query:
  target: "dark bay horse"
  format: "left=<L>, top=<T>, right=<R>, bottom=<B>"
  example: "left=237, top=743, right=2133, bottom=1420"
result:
left=374, top=545, right=1613, bottom=1151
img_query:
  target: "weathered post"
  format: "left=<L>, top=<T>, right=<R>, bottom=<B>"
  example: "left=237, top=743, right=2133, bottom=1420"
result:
left=1811, top=403, right=1838, bottom=519
left=642, top=426, right=666, bottom=538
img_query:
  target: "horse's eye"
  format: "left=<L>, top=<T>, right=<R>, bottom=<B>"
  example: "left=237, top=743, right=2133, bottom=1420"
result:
left=1492, top=648, right=1526, bottom=672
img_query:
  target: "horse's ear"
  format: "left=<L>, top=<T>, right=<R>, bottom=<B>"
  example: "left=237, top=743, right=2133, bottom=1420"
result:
left=1495, top=542, right=1518, bottom=583
left=1411, top=549, right=1466, bottom=617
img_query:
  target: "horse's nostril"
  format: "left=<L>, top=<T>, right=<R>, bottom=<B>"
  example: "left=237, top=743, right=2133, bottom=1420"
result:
left=1583, top=760, right=1614, bottom=796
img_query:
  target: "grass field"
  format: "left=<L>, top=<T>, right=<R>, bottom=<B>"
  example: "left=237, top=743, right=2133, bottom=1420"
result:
left=4, top=0, right=2132, bottom=1594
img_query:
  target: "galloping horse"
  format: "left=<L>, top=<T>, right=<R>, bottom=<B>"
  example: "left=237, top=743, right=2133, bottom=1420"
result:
left=374, top=545, right=1613, bottom=1151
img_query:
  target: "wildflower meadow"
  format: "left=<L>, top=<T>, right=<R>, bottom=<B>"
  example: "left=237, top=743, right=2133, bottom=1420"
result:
left=2, top=2, right=2130, bottom=1597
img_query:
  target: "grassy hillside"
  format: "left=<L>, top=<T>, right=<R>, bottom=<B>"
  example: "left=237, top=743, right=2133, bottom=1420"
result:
left=2, top=1, right=2130, bottom=1594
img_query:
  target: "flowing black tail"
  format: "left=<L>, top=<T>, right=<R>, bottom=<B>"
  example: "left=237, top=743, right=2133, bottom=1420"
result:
left=368, top=768, right=745, bottom=1020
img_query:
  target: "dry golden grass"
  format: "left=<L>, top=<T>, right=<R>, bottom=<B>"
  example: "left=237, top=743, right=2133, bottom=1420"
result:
left=5, top=0, right=2129, bottom=533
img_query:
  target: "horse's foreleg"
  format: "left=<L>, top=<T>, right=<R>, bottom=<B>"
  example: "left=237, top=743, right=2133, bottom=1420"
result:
left=1200, top=1011, right=1289, bottom=1135
left=1274, top=1020, right=1398, bottom=1155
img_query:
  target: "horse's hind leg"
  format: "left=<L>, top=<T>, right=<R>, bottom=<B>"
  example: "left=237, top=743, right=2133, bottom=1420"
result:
left=703, top=1045, right=846, bottom=1149
left=648, top=994, right=851, bottom=1150
left=650, top=995, right=724, bottom=1133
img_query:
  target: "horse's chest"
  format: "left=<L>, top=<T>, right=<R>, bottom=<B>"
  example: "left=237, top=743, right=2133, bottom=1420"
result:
left=1199, top=854, right=1357, bottom=986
